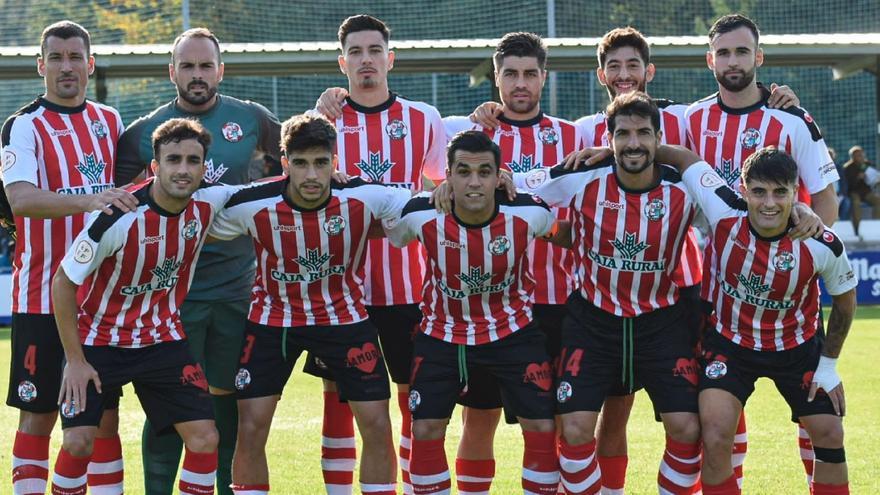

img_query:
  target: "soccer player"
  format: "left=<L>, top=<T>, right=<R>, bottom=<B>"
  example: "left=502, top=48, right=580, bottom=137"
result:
left=386, top=130, right=564, bottom=495
left=209, top=114, right=408, bottom=495
left=302, top=15, right=447, bottom=495
left=441, top=32, right=581, bottom=494
left=686, top=14, right=840, bottom=488
left=114, top=27, right=281, bottom=495
left=51, top=118, right=232, bottom=495
left=515, top=93, right=703, bottom=495
left=662, top=145, right=857, bottom=495
left=2, top=21, right=137, bottom=495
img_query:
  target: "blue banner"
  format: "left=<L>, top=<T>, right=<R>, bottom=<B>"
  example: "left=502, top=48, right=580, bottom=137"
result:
left=820, top=250, right=880, bottom=305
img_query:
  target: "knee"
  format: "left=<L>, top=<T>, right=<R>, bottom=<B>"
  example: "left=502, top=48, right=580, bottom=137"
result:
left=356, top=408, right=393, bottom=443
left=561, top=417, right=594, bottom=446
left=699, top=422, right=732, bottom=459
left=413, top=419, right=448, bottom=441
left=520, top=418, right=555, bottom=434
left=808, top=420, right=845, bottom=449
left=667, top=416, right=701, bottom=444
left=62, top=430, right=95, bottom=458
left=18, top=411, right=56, bottom=435
left=186, top=426, right=219, bottom=453
left=462, top=408, right=501, bottom=438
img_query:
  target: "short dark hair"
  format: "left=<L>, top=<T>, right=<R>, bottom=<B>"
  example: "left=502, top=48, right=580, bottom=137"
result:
left=605, top=91, right=660, bottom=134
left=280, top=114, right=337, bottom=156
left=741, top=147, right=798, bottom=186
left=172, top=27, right=222, bottom=64
left=597, top=27, right=650, bottom=68
left=41, top=21, right=91, bottom=57
left=338, top=15, right=390, bottom=48
left=447, top=131, right=501, bottom=173
left=152, top=118, right=212, bottom=160
left=493, top=32, right=547, bottom=71
left=708, top=14, right=760, bottom=45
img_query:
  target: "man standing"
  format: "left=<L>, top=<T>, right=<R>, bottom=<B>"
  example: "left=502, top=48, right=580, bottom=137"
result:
left=209, top=114, right=406, bottom=495
left=302, top=15, right=447, bottom=495
left=387, top=130, right=563, bottom=495
left=665, top=145, right=857, bottom=495
left=2, top=20, right=136, bottom=495
left=843, top=145, right=880, bottom=235
left=51, top=118, right=232, bottom=495
left=115, top=27, right=281, bottom=495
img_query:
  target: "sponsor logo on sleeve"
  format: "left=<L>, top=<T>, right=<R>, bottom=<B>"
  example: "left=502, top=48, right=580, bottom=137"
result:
left=525, top=169, right=548, bottom=190
left=73, top=240, right=94, bottom=263
left=700, top=171, right=726, bottom=189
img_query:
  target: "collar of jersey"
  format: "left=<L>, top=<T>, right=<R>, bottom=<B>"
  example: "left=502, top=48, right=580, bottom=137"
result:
left=39, top=96, right=87, bottom=114
left=498, top=112, right=544, bottom=128
left=714, top=82, right=771, bottom=115
left=746, top=216, right=794, bottom=242
left=145, top=182, right=187, bottom=217
left=345, top=92, right=397, bottom=114
left=280, top=175, right=333, bottom=212
left=173, top=94, right=222, bottom=115
left=611, top=162, right=662, bottom=194
left=450, top=196, right=500, bottom=229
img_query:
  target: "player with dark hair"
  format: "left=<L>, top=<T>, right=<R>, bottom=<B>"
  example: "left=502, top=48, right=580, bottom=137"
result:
left=659, top=144, right=856, bottom=495
left=208, top=113, right=410, bottom=495
left=303, top=14, right=447, bottom=495
left=50, top=117, right=233, bottom=495
left=387, top=130, right=567, bottom=495
left=2, top=20, right=137, bottom=495
left=114, top=27, right=281, bottom=495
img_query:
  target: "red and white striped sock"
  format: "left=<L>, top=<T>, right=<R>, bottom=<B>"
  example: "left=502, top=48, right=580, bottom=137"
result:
left=657, top=436, right=701, bottom=494
left=88, top=435, right=124, bottom=494
left=702, top=473, right=740, bottom=495
left=732, top=413, right=747, bottom=489
left=797, top=424, right=815, bottom=489
left=558, top=438, right=601, bottom=495
left=812, top=482, right=849, bottom=495
left=409, top=437, right=451, bottom=495
left=50, top=448, right=89, bottom=495
left=12, top=431, right=50, bottom=495
left=597, top=455, right=627, bottom=494
left=455, top=458, right=495, bottom=494
left=178, top=448, right=217, bottom=495
left=522, top=430, right=560, bottom=495
left=321, top=391, right=356, bottom=495
left=361, top=482, right=398, bottom=494
left=230, top=483, right=270, bottom=495
left=398, top=391, right=414, bottom=495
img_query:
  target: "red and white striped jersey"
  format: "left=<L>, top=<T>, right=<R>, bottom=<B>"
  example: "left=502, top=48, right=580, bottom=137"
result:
left=681, top=162, right=856, bottom=351
left=210, top=176, right=412, bottom=328
left=515, top=158, right=697, bottom=317
left=60, top=181, right=233, bottom=347
left=334, top=93, right=447, bottom=306
left=385, top=191, right=556, bottom=345
left=443, top=113, right=582, bottom=304
left=1, top=97, right=122, bottom=314
left=575, top=99, right=688, bottom=147
left=575, top=100, right=702, bottom=287
left=685, top=92, right=838, bottom=203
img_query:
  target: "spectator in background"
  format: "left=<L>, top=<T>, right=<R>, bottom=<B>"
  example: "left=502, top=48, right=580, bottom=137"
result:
left=830, top=148, right=852, bottom=222
left=844, top=145, right=880, bottom=235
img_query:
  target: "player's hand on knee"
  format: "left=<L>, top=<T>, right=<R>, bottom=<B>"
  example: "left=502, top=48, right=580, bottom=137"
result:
left=789, top=202, right=825, bottom=240
left=469, top=102, right=503, bottom=129
left=315, top=87, right=348, bottom=120
left=809, top=355, right=844, bottom=415
left=563, top=147, right=611, bottom=170
left=59, top=359, right=102, bottom=416
left=91, top=188, right=138, bottom=215
left=767, top=83, right=800, bottom=109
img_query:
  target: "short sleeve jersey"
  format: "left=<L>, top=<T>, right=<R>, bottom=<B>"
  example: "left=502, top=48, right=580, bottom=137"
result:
left=1, top=97, right=123, bottom=314
left=115, top=95, right=281, bottom=301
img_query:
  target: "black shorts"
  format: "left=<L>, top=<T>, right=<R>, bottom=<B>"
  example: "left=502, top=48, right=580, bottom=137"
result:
left=555, top=294, right=699, bottom=416
left=61, top=340, right=213, bottom=434
left=6, top=313, right=122, bottom=413
left=699, top=330, right=839, bottom=422
left=457, top=304, right=566, bottom=411
left=236, top=319, right=390, bottom=402
left=409, top=324, right=555, bottom=422
left=303, top=304, right=420, bottom=385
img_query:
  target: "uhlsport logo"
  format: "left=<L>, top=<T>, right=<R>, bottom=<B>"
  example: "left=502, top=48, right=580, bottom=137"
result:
left=740, top=128, right=762, bottom=149
left=487, top=235, right=511, bottom=255
left=222, top=122, right=244, bottom=142
left=385, top=119, right=408, bottom=140
left=323, top=215, right=346, bottom=235
left=506, top=154, right=541, bottom=173
left=203, top=159, right=229, bottom=184
left=773, top=251, right=796, bottom=272
left=538, top=126, right=559, bottom=145
left=77, top=153, right=106, bottom=184
left=644, top=198, right=666, bottom=221
left=91, top=120, right=107, bottom=139
left=357, top=152, right=395, bottom=182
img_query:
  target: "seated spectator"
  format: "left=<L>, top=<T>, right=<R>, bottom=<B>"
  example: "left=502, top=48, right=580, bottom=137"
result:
left=844, top=145, right=880, bottom=235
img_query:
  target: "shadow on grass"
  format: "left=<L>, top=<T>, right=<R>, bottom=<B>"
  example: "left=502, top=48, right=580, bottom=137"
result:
left=0, top=326, right=8, bottom=341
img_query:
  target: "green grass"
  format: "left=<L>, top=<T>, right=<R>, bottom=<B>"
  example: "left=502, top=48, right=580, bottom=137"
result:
left=2, top=307, right=878, bottom=494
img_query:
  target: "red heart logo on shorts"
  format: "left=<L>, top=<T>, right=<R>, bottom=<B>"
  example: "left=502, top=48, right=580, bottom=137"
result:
left=180, top=364, right=209, bottom=391
left=347, top=343, right=382, bottom=374
left=673, top=358, right=699, bottom=386
left=524, top=362, right=553, bottom=391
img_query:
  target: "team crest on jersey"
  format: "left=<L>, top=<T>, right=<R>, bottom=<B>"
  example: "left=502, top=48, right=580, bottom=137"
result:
left=740, top=128, right=762, bottom=149
left=203, top=159, right=229, bottom=184
left=357, top=152, right=395, bottom=182
left=488, top=235, right=511, bottom=255
left=234, top=368, right=251, bottom=390
left=408, top=390, right=421, bottom=411
left=73, top=240, right=94, bottom=264
left=2, top=150, right=15, bottom=172
left=773, top=251, right=796, bottom=272
left=525, top=169, right=549, bottom=189
left=91, top=119, right=107, bottom=139
left=737, top=272, right=772, bottom=296
left=644, top=198, right=666, bottom=221
left=506, top=154, right=542, bottom=173
left=823, top=231, right=835, bottom=243
left=17, top=381, right=37, bottom=402
left=77, top=154, right=107, bottom=184
left=538, top=126, right=559, bottom=145
left=323, top=215, right=347, bottom=235
left=182, top=219, right=201, bottom=240
left=717, top=159, right=740, bottom=188
left=705, top=360, right=727, bottom=380
left=556, top=381, right=573, bottom=403
left=385, top=119, right=408, bottom=140
left=121, top=257, right=182, bottom=296
left=222, top=122, right=244, bottom=142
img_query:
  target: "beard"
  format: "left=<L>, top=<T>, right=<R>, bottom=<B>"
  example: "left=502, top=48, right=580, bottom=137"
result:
left=715, top=66, right=756, bottom=92
left=177, top=80, right=218, bottom=106
left=615, top=148, right=654, bottom=175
